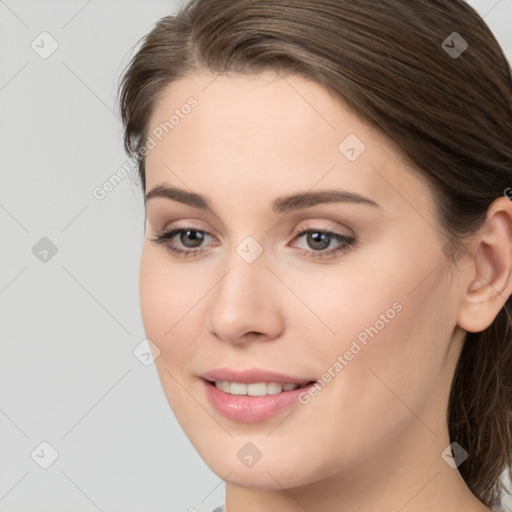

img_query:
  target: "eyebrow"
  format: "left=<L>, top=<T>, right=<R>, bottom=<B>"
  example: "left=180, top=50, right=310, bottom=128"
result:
left=145, top=184, right=380, bottom=213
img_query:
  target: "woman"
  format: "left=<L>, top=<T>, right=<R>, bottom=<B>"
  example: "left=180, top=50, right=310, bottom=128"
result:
left=118, top=1, right=512, bottom=510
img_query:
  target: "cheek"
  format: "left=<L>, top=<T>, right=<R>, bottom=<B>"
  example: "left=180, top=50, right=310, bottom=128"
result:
left=139, top=246, right=201, bottom=363
left=275, top=256, right=407, bottom=354
left=139, top=248, right=168, bottom=340
left=292, top=246, right=454, bottom=410
left=326, top=261, right=453, bottom=425
left=139, top=246, right=206, bottom=420
left=294, top=235, right=451, bottom=362
left=284, top=264, right=455, bottom=471
left=139, top=244, right=206, bottom=330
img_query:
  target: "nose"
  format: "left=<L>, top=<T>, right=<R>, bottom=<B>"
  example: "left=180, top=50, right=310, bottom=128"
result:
left=206, top=250, right=285, bottom=345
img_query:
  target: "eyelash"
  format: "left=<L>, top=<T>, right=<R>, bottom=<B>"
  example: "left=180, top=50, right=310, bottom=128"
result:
left=150, top=224, right=355, bottom=260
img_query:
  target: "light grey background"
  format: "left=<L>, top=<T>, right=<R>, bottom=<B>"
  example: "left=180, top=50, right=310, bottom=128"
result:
left=1, top=1, right=511, bottom=511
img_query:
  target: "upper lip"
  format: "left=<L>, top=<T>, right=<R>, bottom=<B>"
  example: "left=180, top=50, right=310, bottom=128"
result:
left=201, top=368, right=316, bottom=385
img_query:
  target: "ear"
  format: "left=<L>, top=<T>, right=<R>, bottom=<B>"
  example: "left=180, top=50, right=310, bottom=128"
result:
left=458, top=196, right=512, bottom=333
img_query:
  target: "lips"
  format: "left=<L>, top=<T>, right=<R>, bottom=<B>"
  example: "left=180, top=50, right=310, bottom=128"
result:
left=201, top=367, right=316, bottom=386
left=199, top=368, right=318, bottom=422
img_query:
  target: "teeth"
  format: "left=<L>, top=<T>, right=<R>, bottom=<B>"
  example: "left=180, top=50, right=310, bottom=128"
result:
left=214, top=381, right=301, bottom=396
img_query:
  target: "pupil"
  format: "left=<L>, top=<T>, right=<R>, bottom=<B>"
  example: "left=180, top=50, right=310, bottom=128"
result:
left=308, top=232, right=329, bottom=250
left=181, top=230, right=204, bottom=248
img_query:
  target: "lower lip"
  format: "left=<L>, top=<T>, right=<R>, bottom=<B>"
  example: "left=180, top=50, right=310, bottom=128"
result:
left=202, top=379, right=316, bottom=423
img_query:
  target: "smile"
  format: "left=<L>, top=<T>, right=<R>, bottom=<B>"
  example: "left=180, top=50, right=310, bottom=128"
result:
left=212, top=380, right=311, bottom=396
left=202, top=379, right=318, bottom=423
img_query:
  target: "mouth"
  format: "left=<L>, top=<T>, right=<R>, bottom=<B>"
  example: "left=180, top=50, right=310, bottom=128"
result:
left=203, top=379, right=317, bottom=396
left=201, top=378, right=318, bottom=423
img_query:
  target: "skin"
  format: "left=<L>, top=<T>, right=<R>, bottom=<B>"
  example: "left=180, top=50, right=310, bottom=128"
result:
left=139, top=70, right=512, bottom=512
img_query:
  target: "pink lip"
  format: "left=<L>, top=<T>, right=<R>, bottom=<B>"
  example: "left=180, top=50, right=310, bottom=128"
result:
left=201, top=379, right=317, bottom=423
left=201, top=367, right=315, bottom=385
left=200, top=368, right=317, bottom=423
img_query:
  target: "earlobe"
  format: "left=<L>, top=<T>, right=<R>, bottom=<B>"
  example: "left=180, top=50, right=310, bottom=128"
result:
left=458, top=196, right=512, bottom=333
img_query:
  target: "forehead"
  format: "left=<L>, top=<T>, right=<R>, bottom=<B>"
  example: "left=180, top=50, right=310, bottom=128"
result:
left=144, top=71, right=432, bottom=214
left=147, top=70, right=377, bottom=148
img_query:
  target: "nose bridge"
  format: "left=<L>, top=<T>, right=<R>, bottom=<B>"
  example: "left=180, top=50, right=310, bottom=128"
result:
left=207, top=239, right=283, bottom=342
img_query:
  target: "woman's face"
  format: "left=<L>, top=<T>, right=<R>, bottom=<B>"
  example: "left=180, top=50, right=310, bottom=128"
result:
left=140, top=71, right=469, bottom=489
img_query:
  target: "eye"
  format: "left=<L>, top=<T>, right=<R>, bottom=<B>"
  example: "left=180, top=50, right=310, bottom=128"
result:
left=290, top=224, right=355, bottom=259
left=150, top=228, right=214, bottom=257
left=150, top=224, right=355, bottom=260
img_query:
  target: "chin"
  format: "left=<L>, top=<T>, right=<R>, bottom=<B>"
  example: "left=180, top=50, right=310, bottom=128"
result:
left=193, top=438, right=327, bottom=491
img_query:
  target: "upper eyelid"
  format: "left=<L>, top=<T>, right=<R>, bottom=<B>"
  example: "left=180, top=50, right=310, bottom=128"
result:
left=156, top=218, right=352, bottom=235
left=161, top=224, right=346, bottom=236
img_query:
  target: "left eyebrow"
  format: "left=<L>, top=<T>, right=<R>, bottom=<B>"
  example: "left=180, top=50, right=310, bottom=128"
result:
left=144, top=184, right=380, bottom=213
left=272, top=189, right=380, bottom=213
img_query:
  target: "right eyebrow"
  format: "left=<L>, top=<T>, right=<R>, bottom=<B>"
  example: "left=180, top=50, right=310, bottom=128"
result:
left=145, top=185, right=213, bottom=211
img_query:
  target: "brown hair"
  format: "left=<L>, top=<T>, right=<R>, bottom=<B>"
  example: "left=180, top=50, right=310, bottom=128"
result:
left=118, top=0, right=512, bottom=508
